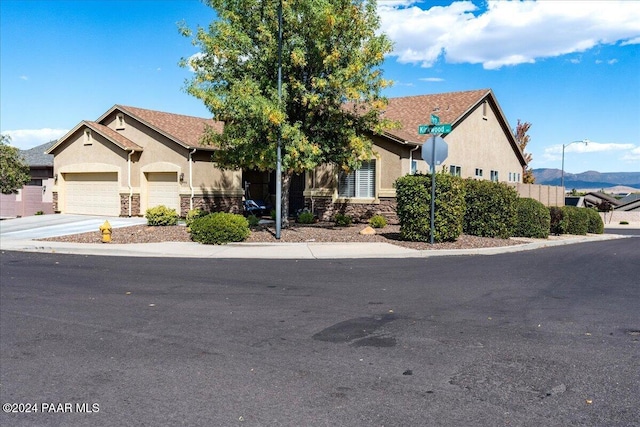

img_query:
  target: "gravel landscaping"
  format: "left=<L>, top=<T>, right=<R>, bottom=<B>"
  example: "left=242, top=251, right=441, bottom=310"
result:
left=41, top=222, right=529, bottom=251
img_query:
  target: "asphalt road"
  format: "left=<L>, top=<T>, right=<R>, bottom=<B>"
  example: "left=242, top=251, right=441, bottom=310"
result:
left=1, top=238, right=639, bottom=426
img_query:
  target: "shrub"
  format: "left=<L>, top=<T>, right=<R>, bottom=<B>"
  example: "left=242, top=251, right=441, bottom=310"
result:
left=513, top=198, right=550, bottom=238
left=145, top=205, right=179, bottom=226
left=334, top=213, right=352, bottom=227
left=584, top=208, right=604, bottom=234
left=463, top=179, right=518, bottom=239
left=35, top=211, right=44, bottom=215
left=246, top=214, right=261, bottom=227
left=297, top=211, right=315, bottom=224
left=395, top=173, right=465, bottom=242
left=562, top=206, right=589, bottom=235
left=368, top=214, right=387, bottom=229
left=549, top=207, right=567, bottom=235
left=620, top=220, right=629, bottom=225
left=186, top=208, right=208, bottom=227
left=189, top=212, right=250, bottom=244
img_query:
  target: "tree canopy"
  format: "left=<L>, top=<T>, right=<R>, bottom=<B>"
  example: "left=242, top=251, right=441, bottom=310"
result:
left=0, top=134, right=31, bottom=194
left=180, top=0, right=394, bottom=179
left=514, top=119, right=535, bottom=183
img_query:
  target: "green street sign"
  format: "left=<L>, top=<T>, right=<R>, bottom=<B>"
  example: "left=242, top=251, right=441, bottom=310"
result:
left=418, top=124, right=452, bottom=135
left=430, top=114, right=440, bottom=125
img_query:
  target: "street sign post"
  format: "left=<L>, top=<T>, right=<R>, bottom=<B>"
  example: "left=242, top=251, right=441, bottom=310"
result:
left=417, top=121, right=451, bottom=244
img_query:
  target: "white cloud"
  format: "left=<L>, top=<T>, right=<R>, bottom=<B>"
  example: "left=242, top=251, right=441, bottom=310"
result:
left=607, top=59, right=618, bottom=65
left=621, top=146, right=640, bottom=162
left=545, top=141, right=635, bottom=154
left=621, top=36, right=640, bottom=46
left=419, top=77, right=445, bottom=82
left=1, top=129, right=69, bottom=150
left=19, top=75, right=28, bottom=80
left=379, top=1, right=640, bottom=69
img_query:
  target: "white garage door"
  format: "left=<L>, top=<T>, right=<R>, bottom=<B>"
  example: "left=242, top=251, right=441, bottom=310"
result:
left=147, top=172, right=180, bottom=212
left=65, top=173, right=120, bottom=216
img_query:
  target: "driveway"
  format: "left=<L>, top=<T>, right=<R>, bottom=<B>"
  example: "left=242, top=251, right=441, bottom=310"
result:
left=0, top=214, right=146, bottom=241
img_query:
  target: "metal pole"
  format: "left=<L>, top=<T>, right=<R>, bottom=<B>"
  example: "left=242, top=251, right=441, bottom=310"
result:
left=561, top=143, right=565, bottom=190
left=430, top=134, right=436, bottom=245
left=275, top=0, right=283, bottom=239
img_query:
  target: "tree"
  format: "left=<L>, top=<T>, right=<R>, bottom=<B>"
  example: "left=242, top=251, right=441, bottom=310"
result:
left=180, top=0, right=394, bottom=219
left=0, top=134, right=30, bottom=194
left=514, top=119, right=535, bottom=183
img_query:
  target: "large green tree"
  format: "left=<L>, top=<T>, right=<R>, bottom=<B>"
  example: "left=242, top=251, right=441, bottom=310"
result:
left=0, top=134, right=30, bottom=194
left=181, top=0, right=394, bottom=219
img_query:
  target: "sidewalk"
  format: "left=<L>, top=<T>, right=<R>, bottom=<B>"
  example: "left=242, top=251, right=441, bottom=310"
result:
left=0, top=232, right=628, bottom=259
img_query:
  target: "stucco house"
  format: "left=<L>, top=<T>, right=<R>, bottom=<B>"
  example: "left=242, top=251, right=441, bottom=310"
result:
left=47, top=89, right=526, bottom=220
left=305, top=89, right=527, bottom=221
left=47, top=105, right=243, bottom=217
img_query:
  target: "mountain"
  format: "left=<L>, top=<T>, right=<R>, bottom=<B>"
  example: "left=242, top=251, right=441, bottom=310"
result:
left=532, top=169, right=640, bottom=190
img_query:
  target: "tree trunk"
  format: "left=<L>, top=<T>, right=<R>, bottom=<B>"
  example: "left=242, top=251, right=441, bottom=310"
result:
left=281, top=171, right=291, bottom=227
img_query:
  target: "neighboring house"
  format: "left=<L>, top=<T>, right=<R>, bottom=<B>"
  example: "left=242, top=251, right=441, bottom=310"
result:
left=47, top=89, right=526, bottom=220
left=0, top=141, right=55, bottom=218
left=305, top=89, right=528, bottom=221
left=47, top=105, right=242, bottom=217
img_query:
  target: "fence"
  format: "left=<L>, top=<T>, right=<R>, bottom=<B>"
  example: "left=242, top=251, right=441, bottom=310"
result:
left=508, top=183, right=565, bottom=207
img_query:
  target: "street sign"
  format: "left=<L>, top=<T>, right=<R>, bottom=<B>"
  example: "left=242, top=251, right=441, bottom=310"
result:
left=418, top=124, right=452, bottom=135
left=430, top=114, right=440, bottom=125
left=421, top=136, right=448, bottom=166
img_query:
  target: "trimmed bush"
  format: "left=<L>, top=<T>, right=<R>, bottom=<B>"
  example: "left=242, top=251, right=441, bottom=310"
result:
left=549, top=206, right=567, bottom=235
left=562, top=206, right=589, bottom=235
left=514, top=198, right=550, bottom=238
left=334, top=213, right=352, bottom=227
left=584, top=208, right=604, bottom=234
left=463, top=179, right=518, bottom=239
left=395, top=173, right=465, bottom=242
left=186, top=208, right=208, bottom=227
left=368, top=214, right=387, bottom=229
left=297, top=211, right=315, bottom=224
left=189, top=212, right=250, bottom=244
left=246, top=214, right=260, bottom=227
left=145, top=205, right=179, bottom=226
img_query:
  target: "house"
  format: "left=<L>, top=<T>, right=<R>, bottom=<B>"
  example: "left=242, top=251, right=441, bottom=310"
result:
left=0, top=141, right=55, bottom=218
left=47, top=89, right=526, bottom=220
left=46, top=105, right=243, bottom=217
left=305, top=89, right=528, bottom=222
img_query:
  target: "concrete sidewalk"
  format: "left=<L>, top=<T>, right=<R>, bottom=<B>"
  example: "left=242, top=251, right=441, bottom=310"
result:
left=0, top=232, right=628, bottom=259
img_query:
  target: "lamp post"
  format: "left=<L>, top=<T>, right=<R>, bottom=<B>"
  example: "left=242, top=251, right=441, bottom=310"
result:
left=275, top=0, right=283, bottom=239
left=561, top=139, right=589, bottom=190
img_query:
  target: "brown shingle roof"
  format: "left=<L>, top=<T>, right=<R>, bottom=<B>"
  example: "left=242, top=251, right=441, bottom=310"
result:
left=84, top=121, right=143, bottom=151
left=116, top=105, right=223, bottom=149
left=382, top=89, right=490, bottom=143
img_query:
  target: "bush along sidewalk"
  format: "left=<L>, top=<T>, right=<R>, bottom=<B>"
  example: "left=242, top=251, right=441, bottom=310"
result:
left=189, top=212, right=250, bottom=244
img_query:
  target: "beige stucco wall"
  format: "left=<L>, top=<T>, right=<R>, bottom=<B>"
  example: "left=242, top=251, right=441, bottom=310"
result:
left=424, top=101, right=523, bottom=182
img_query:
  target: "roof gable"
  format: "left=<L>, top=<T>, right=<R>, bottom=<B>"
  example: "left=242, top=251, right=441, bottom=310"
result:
left=102, top=105, right=223, bottom=150
left=380, top=89, right=526, bottom=166
left=46, top=121, right=143, bottom=154
left=21, top=140, right=55, bottom=166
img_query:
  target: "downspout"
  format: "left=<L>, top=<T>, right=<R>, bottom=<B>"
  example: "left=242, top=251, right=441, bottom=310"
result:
left=409, top=145, right=420, bottom=174
left=128, top=149, right=134, bottom=217
left=188, top=148, right=196, bottom=211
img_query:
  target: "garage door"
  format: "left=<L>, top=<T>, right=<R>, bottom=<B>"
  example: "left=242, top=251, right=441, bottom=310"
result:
left=147, top=172, right=179, bottom=211
left=65, top=172, right=120, bottom=216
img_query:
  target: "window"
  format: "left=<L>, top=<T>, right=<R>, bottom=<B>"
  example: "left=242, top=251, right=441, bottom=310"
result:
left=475, top=168, right=483, bottom=178
left=490, top=170, right=499, bottom=182
left=338, top=160, right=375, bottom=198
left=482, top=101, right=488, bottom=120
left=411, top=160, right=418, bottom=175
left=449, top=165, right=461, bottom=177
left=84, top=129, right=92, bottom=145
left=508, top=172, right=513, bottom=182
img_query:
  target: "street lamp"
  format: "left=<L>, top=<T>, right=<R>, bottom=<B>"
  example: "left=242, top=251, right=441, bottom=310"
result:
left=561, top=139, right=589, bottom=190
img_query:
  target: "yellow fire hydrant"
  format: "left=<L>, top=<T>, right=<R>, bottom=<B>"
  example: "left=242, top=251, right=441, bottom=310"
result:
left=99, top=220, right=112, bottom=243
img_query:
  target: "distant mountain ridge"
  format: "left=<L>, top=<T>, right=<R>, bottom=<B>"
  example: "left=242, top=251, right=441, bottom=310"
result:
left=532, top=169, right=640, bottom=190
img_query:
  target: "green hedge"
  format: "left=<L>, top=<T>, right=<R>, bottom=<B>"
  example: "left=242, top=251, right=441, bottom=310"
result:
left=585, top=208, right=604, bottom=234
left=463, top=179, right=518, bottom=239
left=514, top=198, right=550, bottom=238
left=549, top=207, right=566, bottom=235
left=189, top=212, right=250, bottom=244
left=395, top=173, right=465, bottom=242
left=145, top=205, right=179, bottom=226
left=562, top=206, right=589, bottom=235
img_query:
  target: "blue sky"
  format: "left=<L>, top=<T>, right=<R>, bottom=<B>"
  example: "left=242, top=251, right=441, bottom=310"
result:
left=1, top=0, right=639, bottom=174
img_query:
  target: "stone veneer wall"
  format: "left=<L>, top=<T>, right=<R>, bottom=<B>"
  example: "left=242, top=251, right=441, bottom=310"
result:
left=52, top=192, right=58, bottom=213
left=180, top=196, right=243, bottom=217
left=120, top=194, right=141, bottom=217
left=307, top=197, right=399, bottom=224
